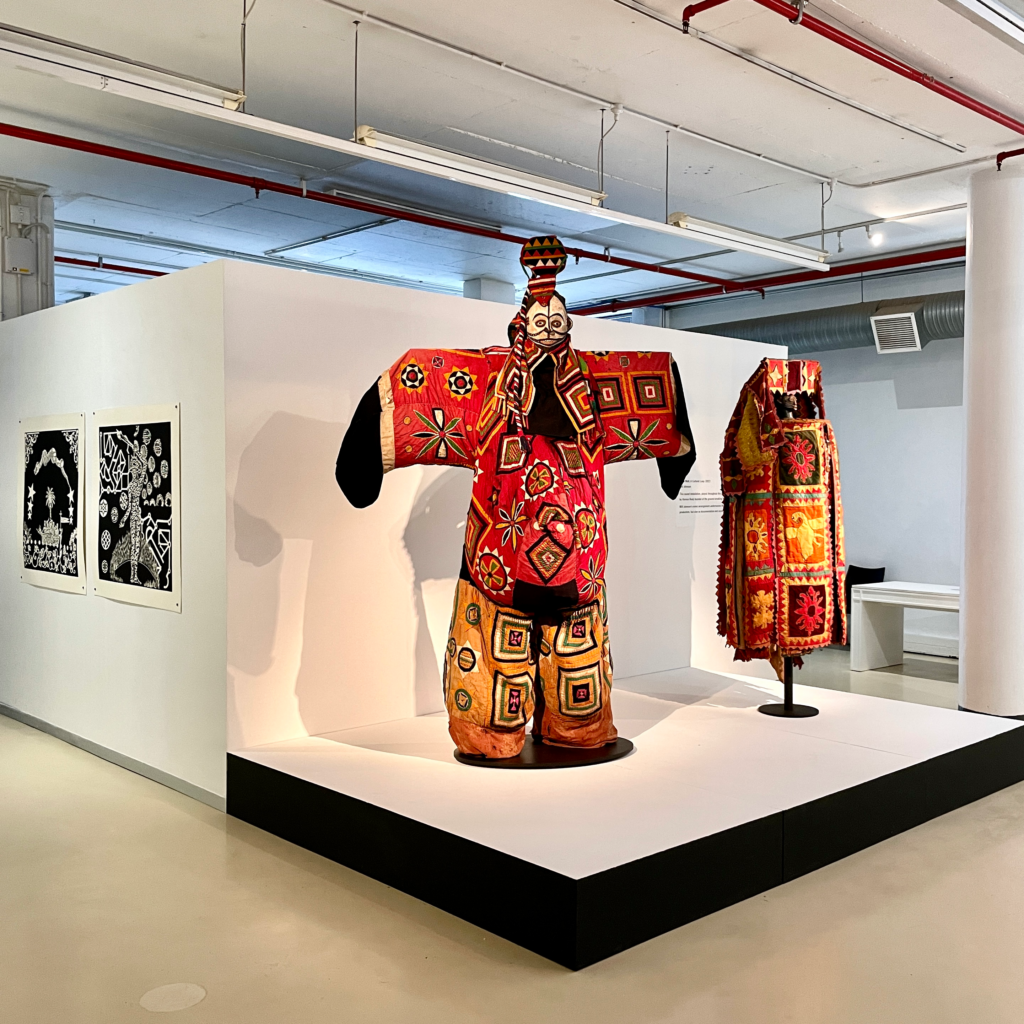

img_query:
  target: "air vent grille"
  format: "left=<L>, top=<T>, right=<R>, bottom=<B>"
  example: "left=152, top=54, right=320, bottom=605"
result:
left=870, top=312, right=921, bottom=354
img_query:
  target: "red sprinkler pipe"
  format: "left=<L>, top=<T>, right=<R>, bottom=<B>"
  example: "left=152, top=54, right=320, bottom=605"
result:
left=997, top=146, right=1024, bottom=170
left=571, top=243, right=966, bottom=315
left=681, top=0, right=732, bottom=29
left=684, top=0, right=1024, bottom=139
left=0, top=120, right=748, bottom=295
left=55, top=255, right=166, bottom=277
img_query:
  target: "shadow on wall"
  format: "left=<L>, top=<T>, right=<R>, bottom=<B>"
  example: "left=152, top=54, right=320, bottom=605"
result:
left=228, top=410, right=472, bottom=746
left=403, top=467, right=474, bottom=712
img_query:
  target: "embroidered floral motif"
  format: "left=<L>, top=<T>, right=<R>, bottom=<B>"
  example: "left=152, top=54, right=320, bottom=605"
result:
left=744, top=511, right=770, bottom=561
left=580, top=556, right=604, bottom=597
left=525, top=461, right=555, bottom=497
left=477, top=550, right=509, bottom=593
left=605, top=418, right=669, bottom=462
left=412, top=409, right=467, bottom=460
left=751, top=590, right=774, bottom=629
left=792, top=587, right=825, bottom=635
left=398, top=361, right=427, bottom=391
left=575, top=508, right=598, bottom=549
left=782, top=435, right=816, bottom=483
left=498, top=500, right=527, bottom=551
left=446, top=366, right=477, bottom=400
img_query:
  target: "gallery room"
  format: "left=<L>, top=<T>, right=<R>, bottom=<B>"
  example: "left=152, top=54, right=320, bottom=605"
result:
left=0, top=0, right=1022, bottom=1019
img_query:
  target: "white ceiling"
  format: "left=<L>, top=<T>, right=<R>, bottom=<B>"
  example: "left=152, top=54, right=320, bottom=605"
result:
left=0, top=0, right=1019, bottom=304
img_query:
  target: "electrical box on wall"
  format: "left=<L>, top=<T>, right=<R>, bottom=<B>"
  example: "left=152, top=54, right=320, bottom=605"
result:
left=4, top=236, right=37, bottom=275
left=0, top=178, right=54, bottom=321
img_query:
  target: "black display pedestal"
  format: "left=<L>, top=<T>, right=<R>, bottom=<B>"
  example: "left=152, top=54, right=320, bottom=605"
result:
left=758, top=656, right=819, bottom=718
left=228, top=717, right=1024, bottom=970
left=454, top=735, right=634, bottom=769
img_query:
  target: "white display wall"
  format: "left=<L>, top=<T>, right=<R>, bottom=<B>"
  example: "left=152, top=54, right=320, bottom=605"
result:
left=0, top=262, right=227, bottom=803
left=0, top=259, right=781, bottom=802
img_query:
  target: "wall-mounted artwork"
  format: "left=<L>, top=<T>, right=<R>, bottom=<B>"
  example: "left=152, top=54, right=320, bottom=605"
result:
left=91, top=404, right=181, bottom=612
left=20, top=414, right=86, bottom=594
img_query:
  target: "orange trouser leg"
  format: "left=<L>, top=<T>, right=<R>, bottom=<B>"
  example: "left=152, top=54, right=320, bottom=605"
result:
left=444, top=580, right=535, bottom=758
left=444, top=580, right=616, bottom=758
left=534, top=589, right=617, bottom=749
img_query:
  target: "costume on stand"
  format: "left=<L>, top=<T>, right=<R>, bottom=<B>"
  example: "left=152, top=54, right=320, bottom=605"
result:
left=717, top=358, right=846, bottom=679
left=336, top=236, right=696, bottom=758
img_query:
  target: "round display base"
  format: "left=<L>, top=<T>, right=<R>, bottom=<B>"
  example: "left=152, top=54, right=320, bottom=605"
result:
left=758, top=702, right=819, bottom=718
left=454, top=735, right=634, bottom=769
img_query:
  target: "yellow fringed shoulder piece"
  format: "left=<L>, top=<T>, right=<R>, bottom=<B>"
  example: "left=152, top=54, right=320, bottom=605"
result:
left=736, top=393, right=773, bottom=473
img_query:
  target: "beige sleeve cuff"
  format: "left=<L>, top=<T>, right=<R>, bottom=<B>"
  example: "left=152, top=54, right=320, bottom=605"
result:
left=379, top=372, right=395, bottom=473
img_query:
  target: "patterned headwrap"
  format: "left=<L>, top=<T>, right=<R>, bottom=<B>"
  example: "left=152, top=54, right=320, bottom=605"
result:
left=502, top=236, right=571, bottom=433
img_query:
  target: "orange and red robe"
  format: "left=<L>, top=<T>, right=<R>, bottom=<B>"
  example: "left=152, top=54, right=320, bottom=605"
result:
left=375, top=341, right=693, bottom=611
left=717, top=358, right=846, bottom=677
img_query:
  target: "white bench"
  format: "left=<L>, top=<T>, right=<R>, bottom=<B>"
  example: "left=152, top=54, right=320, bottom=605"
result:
left=850, top=581, right=960, bottom=672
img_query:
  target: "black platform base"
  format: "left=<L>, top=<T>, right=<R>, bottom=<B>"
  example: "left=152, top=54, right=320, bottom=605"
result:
left=227, top=721, right=1024, bottom=970
left=454, top=735, right=634, bottom=769
left=759, top=702, right=819, bottom=718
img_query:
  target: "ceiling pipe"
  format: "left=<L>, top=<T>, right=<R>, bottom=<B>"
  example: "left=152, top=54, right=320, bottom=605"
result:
left=612, top=0, right=963, bottom=152
left=997, top=146, right=1024, bottom=169
left=571, top=244, right=966, bottom=315
left=55, top=255, right=166, bottom=278
left=0, top=119, right=749, bottom=294
left=683, top=0, right=1024, bottom=139
left=693, top=291, right=964, bottom=353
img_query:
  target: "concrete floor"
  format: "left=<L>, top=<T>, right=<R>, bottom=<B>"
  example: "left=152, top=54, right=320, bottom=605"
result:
left=8, top=649, right=1024, bottom=1022
left=797, top=646, right=960, bottom=709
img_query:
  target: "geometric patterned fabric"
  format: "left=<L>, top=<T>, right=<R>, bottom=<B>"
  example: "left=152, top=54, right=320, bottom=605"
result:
left=381, top=344, right=691, bottom=608
left=365, top=235, right=694, bottom=757
left=717, top=358, right=846, bottom=680
left=443, top=579, right=615, bottom=758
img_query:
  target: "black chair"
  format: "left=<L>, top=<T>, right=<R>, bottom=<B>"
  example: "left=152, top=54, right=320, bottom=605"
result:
left=844, top=565, right=886, bottom=634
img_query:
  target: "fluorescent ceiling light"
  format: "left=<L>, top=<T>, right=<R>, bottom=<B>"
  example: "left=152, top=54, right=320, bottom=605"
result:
left=0, top=23, right=243, bottom=110
left=355, top=131, right=826, bottom=269
left=355, top=127, right=607, bottom=208
left=666, top=212, right=828, bottom=270
left=0, top=22, right=828, bottom=270
left=938, top=0, right=1024, bottom=49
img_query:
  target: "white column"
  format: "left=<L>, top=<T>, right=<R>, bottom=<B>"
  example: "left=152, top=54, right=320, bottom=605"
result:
left=463, top=277, right=515, bottom=303
left=960, top=164, right=1024, bottom=716
left=631, top=306, right=665, bottom=327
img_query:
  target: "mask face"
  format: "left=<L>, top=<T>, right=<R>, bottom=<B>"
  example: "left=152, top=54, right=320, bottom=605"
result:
left=525, top=297, right=571, bottom=349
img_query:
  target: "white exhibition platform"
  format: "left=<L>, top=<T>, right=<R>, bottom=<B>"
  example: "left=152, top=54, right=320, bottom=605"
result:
left=234, top=670, right=1017, bottom=880
left=229, top=667, right=1024, bottom=969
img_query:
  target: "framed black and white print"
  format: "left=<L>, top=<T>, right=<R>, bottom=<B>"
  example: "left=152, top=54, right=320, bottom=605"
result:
left=20, top=414, right=86, bottom=594
left=91, top=404, right=181, bottom=612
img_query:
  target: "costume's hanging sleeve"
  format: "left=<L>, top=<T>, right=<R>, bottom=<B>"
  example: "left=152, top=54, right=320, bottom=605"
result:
left=717, top=358, right=846, bottom=680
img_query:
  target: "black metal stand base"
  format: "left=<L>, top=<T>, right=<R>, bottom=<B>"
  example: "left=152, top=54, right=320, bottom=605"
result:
left=758, top=656, right=819, bottom=718
left=454, top=735, right=634, bottom=769
left=758, top=702, right=819, bottom=718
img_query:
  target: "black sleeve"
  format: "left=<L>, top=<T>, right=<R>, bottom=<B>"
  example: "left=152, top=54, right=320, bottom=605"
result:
left=657, top=359, right=697, bottom=500
left=336, top=379, right=384, bottom=508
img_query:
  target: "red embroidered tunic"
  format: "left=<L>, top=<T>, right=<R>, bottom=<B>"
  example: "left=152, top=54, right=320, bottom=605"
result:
left=375, top=342, right=693, bottom=611
left=717, top=358, right=846, bottom=675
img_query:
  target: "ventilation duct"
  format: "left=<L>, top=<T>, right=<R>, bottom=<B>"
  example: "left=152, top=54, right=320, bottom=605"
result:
left=871, top=312, right=922, bottom=353
left=692, top=291, right=964, bottom=354
left=870, top=300, right=923, bottom=353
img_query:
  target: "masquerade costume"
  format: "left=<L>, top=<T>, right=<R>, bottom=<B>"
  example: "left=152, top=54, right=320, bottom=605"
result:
left=717, top=358, right=846, bottom=679
left=337, top=237, right=695, bottom=758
